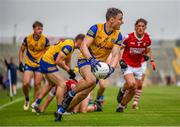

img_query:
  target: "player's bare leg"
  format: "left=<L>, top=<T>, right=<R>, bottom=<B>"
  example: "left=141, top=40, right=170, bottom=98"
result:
left=117, top=82, right=129, bottom=103
left=23, top=71, right=33, bottom=110
left=31, top=76, right=54, bottom=113
left=96, top=79, right=107, bottom=104
left=33, top=72, right=43, bottom=101
left=41, top=95, right=54, bottom=113
left=68, top=79, right=95, bottom=111
left=63, top=65, right=96, bottom=112
left=116, top=73, right=136, bottom=112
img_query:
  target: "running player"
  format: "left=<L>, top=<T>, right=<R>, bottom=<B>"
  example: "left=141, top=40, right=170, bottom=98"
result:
left=18, top=21, right=50, bottom=111
left=55, top=8, right=124, bottom=122
left=31, top=34, right=85, bottom=114
left=116, top=18, right=153, bottom=112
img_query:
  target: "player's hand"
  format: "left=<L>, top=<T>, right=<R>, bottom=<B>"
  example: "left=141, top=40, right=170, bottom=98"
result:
left=104, top=65, right=115, bottom=79
left=143, top=55, right=149, bottom=61
left=68, top=69, right=76, bottom=79
left=150, top=60, right=156, bottom=70
left=88, top=57, right=101, bottom=72
left=19, top=62, right=24, bottom=72
left=119, top=59, right=127, bottom=69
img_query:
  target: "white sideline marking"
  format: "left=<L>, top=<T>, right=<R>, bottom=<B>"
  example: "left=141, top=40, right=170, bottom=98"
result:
left=0, top=97, right=24, bottom=110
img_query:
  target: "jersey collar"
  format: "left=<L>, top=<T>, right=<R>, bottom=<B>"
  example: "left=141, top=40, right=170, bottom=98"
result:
left=104, top=23, right=113, bottom=36
left=134, top=32, right=144, bottom=41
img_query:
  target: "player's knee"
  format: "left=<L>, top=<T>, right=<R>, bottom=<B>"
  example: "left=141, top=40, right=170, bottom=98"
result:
left=23, top=80, right=29, bottom=87
left=34, top=80, right=41, bottom=86
left=128, top=82, right=136, bottom=91
left=57, top=81, right=66, bottom=89
left=34, top=84, right=40, bottom=91
left=78, top=92, right=89, bottom=100
left=86, top=78, right=96, bottom=87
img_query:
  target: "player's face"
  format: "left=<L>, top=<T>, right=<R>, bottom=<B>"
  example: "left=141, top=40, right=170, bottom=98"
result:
left=75, top=39, right=83, bottom=49
left=111, top=13, right=124, bottom=30
left=135, top=22, right=146, bottom=36
left=33, top=26, right=43, bottom=36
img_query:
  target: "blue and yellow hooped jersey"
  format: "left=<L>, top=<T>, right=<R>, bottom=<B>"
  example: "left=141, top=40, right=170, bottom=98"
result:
left=22, top=33, right=50, bottom=67
left=78, top=23, right=123, bottom=61
left=42, top=39, right=75, bottom=65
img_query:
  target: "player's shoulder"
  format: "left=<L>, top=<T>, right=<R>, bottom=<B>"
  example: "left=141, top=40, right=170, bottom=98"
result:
left=63, top=39, right=74, bottom=46
left=23, top=33, right=33, bottom=43
left=128, top=32, right=135, bottom=37
left=144, top=32, right=151, bottom=41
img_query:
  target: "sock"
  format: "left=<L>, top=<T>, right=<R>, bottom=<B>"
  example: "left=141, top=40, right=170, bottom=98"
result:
left=96, top=95, right=104, bottom=102
left=25, top=96, right=29, bottom=102
left=57, top=105, right=65, bottom=114
left=68, top=90, right=76, bottom=97
left=121, top=87, right=125, bottom=93
left=118, top=103, right=125, bottom=109
left=133, top=90, right=142, bottom=105
left=36, top=98, right=42, bottom=105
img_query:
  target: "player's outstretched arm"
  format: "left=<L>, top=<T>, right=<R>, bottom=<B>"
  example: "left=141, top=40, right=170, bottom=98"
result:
left=109, top=45, right=121, bottom=68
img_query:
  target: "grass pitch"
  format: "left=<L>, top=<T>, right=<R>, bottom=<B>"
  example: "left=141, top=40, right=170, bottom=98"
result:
left=0, top=85, right=180, bottom=126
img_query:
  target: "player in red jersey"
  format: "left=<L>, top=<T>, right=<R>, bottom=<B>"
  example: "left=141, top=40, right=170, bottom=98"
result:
left=116, top=18, right=155, bottom=112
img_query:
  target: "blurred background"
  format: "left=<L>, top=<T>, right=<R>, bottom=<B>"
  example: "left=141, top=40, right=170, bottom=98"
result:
left=0, top=0, right=180, bottom=93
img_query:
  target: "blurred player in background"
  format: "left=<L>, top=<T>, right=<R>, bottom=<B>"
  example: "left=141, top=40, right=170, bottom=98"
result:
left=18, top=21, right=50, bottom=111
left=56, top=8, right=124, bottom=122
left=4, top=57, right=18, bottom=96
left=31, top=34, right=85, bottom=115
left=116, top=18, right=155, bottom=112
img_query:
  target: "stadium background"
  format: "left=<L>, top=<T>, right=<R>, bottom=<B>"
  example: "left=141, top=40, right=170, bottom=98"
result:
left=0, top=0, right=180, bottom=126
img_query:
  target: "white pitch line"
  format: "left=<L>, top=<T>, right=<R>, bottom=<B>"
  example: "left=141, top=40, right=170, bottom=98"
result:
left=0, top=97, right=24, bottom=110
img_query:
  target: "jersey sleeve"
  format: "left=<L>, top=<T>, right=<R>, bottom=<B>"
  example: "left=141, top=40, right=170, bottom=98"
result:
left=45, top=37, right=50, bottom=47
left=86, top=24, right=98, bottom=38
left=121, top=34, right=129, bottom=46
left=22, top=37, right=27, bottom=47
left=147, top=35, right=152, bottom=48
left=61, top=45, right=73, bottom=56
left=115, top=33, right=123, bottom=46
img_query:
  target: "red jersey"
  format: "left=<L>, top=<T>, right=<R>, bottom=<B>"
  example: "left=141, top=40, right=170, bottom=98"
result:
left=122, top=32, right=151, bottom=67
left=66, top=79, right=78, bottom=92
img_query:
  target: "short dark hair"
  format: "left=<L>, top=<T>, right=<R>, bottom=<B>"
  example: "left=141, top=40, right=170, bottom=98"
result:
left=32, top=21, right=43, bottom=28
left=135, top=18, right=148, bottom=26
left=75, top=34, right=85, bottom=41
left=106, top=8, right=123, bottom=21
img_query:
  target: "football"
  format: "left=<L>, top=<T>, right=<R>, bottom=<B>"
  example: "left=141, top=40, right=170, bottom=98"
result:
left=93, top=62, right=110, bottom=79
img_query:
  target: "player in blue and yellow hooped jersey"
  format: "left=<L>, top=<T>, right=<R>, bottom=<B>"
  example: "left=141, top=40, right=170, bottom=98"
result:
left=56, top=8, right=124, bottom=122
left=31, top=34, right=85, bottom=117
left=18, top=21, right=50, bottom=111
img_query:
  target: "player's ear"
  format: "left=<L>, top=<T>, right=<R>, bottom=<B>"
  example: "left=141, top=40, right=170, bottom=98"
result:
left=110, top=17, right=114, bottom=23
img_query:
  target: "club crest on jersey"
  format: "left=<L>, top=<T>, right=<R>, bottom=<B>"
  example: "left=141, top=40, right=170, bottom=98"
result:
left=130, top=42, right=135, bottom=45
left=111, top=38, right=116, bottom=43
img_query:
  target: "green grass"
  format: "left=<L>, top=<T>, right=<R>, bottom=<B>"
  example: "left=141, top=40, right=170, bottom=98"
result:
left=0, top=85, right=180, bottom=126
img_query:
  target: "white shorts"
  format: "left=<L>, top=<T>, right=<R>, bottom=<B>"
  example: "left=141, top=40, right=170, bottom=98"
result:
left=141, top=62, right=147, bottom=74
left=122, top=65, right=143, bottom=80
